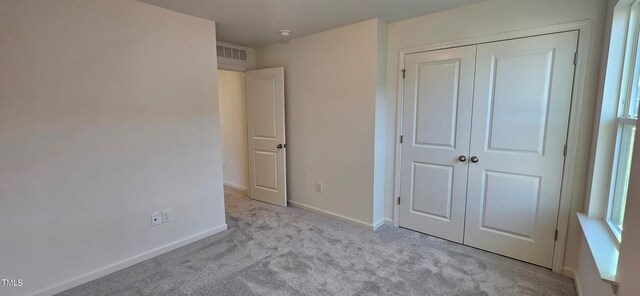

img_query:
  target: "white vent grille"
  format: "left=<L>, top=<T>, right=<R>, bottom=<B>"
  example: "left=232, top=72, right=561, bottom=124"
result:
left=217, top=44, right=247, bottom=61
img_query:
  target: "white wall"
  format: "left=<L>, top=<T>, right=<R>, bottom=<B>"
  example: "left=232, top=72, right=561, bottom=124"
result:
left=256, top=19, right=387, bottom=228
left=218, top=70, right=249, bottom=190
left=0, top=1, right=226, bottom=295
left=385, top=0, right=607, bottom=274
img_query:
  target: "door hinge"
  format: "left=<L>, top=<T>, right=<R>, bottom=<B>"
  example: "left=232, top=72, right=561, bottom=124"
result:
left=400, top=135, right=404, bottom=144
left=574, top=52, right=578, bottom=66
left=401, top=69, right=406, bottom=79
left=397, top=196, right=401, bottom=205
left=563, top=144, right=568, bottom=157
left=555, top=230, right=559, bottom=241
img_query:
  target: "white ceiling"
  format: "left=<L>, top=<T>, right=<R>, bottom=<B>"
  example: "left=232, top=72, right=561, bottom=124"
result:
left=139, top=0, right=485, bottom=48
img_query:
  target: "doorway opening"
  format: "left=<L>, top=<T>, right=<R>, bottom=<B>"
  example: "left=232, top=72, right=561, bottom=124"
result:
left=218, top=67, right=288, bottom=207
left=218, top=69, right=250, bottom=197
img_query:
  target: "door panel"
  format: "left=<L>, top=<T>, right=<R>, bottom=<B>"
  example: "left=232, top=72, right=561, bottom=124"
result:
left=246, top=67, right=287, bottom=206
left=486, top=49, right=554, bottom=154
left=415, top=61, right=460, bottom=148
left=399, top=46, right=476, bottom=243
left=411, top=162, right=454, bottom=220
left=481, top=171, right=541, bottom=239
left=464, top=31, right=578, bottom=267
left=254, top=150, right=278, bottom=190
left=251, top=78, right=277, bottom=138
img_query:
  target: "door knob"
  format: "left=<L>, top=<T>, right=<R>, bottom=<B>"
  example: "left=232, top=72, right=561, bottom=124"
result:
left=458, top=155, right=467, bottom=162
left=277, top=144, right=284, bottom=149
left=470, top=156, right=479, bottom=163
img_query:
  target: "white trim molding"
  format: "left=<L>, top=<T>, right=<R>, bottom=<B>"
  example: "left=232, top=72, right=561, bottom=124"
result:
left=577, top=213, right=620, bottom=289
left=33, top=224, right=228, bottom=296
left=562, top=267, right=584, bottom=296
left=288, top=200, right=379, bottom=230
left=223, top=181, right=248, bottom=192
left=391, top=20, right=593, bottom=274
left=372, top=218, right=386, bottom=231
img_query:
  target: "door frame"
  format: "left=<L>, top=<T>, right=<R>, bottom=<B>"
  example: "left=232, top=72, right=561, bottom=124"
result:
left=392, top=20, right=592, bottom=273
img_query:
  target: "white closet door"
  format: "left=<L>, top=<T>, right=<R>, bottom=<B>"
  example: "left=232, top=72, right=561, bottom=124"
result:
left=245, top=67, right=287, bottom=207
left=464, top=31, right=578, bottom=267
left=399, top=46, right=476, bottom=243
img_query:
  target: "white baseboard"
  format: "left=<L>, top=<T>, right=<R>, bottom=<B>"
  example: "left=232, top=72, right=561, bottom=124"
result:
left=223, top=181, right=247, bottom=191
left=33, top=224, right=228, bottom=296
left=372, top=218, right=385, bottom=230
left=383, top=218, right=393, bottom=226
left=562, top=266, right=583, bottom=296
left=288, top=200, right=375, bottom=230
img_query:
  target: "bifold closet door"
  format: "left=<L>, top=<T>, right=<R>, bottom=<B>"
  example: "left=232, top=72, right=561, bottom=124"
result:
left=463, top=31, right=578, bottom=267
left=398, top=46, right=476, bottom=243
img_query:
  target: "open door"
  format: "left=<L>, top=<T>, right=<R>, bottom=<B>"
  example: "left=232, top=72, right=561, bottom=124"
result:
left=245, top=67, right=287, bottom=206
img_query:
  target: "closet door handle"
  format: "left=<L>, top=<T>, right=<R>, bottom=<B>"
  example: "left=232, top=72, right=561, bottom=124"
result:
left=458, top=155, right=467, bottom=162
left=470, top=156, right=479, bottom=163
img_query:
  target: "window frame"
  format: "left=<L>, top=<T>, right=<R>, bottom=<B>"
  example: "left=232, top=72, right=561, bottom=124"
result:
left=604, top=0, right=640, bottom=243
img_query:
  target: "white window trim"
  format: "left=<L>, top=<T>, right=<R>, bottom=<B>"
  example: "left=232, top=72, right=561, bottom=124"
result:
left=605, top=218, right=623, bottom=242
left=605, top=118, right=635, bottom=243
left=577, top=214, right=619, bottom=287
left=586, top=0, right=637, bottom=232
left=582, top=0, right=639, bottom=290
left=616, top=117, right=638, bottom=125
left=605, top=0, right=640, bottom=242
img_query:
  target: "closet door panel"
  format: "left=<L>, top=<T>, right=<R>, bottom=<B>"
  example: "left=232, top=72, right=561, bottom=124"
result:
left=464, top=31, right=579, bottom=267
left=399, top=46, right=476, bottom=243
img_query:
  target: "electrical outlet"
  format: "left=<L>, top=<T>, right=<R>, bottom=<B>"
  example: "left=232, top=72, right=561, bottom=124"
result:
left=315, top=182, right=323, bottom=193
left=151, top=212, right=162, bottom=226
left=161, top=210, right=171, bottom=223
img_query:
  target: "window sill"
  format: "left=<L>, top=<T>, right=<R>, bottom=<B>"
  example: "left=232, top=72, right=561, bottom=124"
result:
left=577, top=213, right=620, bottom=290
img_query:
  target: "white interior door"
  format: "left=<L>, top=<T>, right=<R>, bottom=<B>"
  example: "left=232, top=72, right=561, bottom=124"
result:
left=245, top=67, right=287, bottom=207
left=464, top=31, right=578, bottom=267
left=398, top=46, right=476, bottom=243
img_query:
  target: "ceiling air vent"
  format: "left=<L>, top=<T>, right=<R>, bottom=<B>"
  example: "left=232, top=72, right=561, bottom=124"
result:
left=216, top=44, right=247, bottom=61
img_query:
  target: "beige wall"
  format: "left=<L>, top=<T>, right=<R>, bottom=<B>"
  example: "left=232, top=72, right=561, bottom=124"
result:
left=385, top=0, right=607, bottom=275
left=256, top=19, right=387, bottom=228
left=218, top=70, right=249, bottom=190
left=0, top=1, right=225, bottom=295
